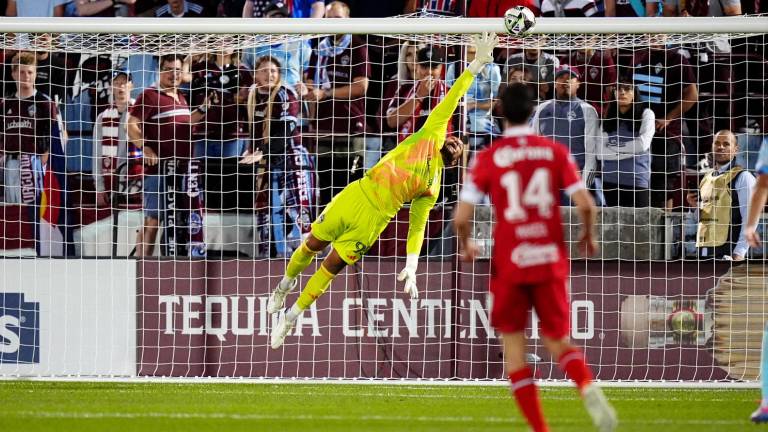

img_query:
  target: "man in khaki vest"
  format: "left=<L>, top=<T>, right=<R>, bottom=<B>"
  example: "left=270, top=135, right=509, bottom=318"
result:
left=686, top=130, right=756, bottom=260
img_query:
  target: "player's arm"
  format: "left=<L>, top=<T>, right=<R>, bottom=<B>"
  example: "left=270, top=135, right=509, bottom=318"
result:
left=423, top=33, right=498, bottom=133
left=745, top=174, right=768, bottom=248
left=572, top=188, right=598, bottom=257
left=397, top=193, right=438, bottom=299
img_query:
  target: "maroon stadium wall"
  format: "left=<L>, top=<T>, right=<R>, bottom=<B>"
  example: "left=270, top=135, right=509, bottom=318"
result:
left=137, top=260, right=735, bottom=381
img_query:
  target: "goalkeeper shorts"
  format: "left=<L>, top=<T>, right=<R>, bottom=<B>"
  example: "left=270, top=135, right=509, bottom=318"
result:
left=311, top=180, right=390, bottom=265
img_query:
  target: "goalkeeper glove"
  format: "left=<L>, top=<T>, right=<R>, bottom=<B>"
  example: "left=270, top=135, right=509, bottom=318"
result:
left=397, top=254, right=419, bottom=299
left=467, top=32, right=499, bottom=75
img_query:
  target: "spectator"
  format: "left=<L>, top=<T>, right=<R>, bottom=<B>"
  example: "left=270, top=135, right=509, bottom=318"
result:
left=662, top=0, right=740, bottom=16
left=242, top=0, right=272, bottom=16
left=531, top=66, right=601, bottom=200
left=686, top=130, right=756, bottom=260
left=155, top=0, right=205, bottom=16
left=365, top=40, right=422, bottom=169
left=446, top=43, right=501, bottom=150
left=5, top=0, right=68, bottom=16
left=219, top=0, right=246, bottom=16
left=566, top=48, right=616, bottom=115
left=0, top=52, right=63, bottom=205
left=241, top=0, right=312, bottom=89
left=386, top=46, right=448, bottom=143
left=128, top=54, right=205, bottom=257
left=305, top=1, right=369, bottom=203
left=292, top=0, right=325, bottom=17
left=92, top=70, right=142, bottom=207
left=242, top=56, right=314, bottom=257
left=32, top=34, right=68, bottom=106
left=631, top=44, right=698, bottom=208
left=599, top=78, right=655, bottom=207
left=73, top=0, right=137, bottom=16
left=405, top=0, right=466, bottom=15
left=605, top=0, right=660, bottom=16
left=537, top=0, right=597, bottom=16
left=505, top=48, right=560, bottom=99
left=189, top=49, right=252, bottom=159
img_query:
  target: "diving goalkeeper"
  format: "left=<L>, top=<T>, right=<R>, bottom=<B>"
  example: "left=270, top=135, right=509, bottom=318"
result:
left=268, top=32, right=499, bottom=349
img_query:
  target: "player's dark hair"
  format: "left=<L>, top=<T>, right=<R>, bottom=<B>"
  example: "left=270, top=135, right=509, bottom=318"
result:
left=499, top=83, right=535, bottom=125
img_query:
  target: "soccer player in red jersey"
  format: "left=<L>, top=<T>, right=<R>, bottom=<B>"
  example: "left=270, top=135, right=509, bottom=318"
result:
left=454, top=83, right=617, bottom=432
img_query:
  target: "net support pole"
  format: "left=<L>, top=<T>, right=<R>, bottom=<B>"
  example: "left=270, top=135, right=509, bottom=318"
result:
left=0, top=17, right=766, bottom=35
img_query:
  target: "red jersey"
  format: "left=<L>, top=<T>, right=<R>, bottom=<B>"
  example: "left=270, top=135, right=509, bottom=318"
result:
left=129, top=87, right=192, bottom=174
left=190, top=61, right=252, bottom=140
left=461, top=126, right=583, bottom=284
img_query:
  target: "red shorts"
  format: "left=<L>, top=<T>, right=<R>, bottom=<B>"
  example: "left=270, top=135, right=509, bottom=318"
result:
left=490, top=278, right=570, bottom=339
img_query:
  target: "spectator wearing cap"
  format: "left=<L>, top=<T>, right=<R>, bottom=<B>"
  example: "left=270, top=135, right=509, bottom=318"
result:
left=92, top=70, right=142, bottom=207
left=189, top=49, right=252, bottom=159
left=386, top=45, right=450, bottom=143
left=304, top=0, right=370, bottom=204
left=531, top=65, right=602, bottom=203
left=6, top=0, right=68, bottom=17
left=242, top=0, right=312, bottom=90
left=446, top=42, right=501, bottom=150
left=155, top=0, right=205, bottom=17
left=598, top=77, right=655, bottom=208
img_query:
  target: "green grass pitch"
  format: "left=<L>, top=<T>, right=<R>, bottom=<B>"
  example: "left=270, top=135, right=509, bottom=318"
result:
left=0, top=381, right=758, bottom=431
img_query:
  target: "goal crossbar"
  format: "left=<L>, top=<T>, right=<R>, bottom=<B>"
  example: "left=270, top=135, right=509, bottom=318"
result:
left=0, top=16, right=766, bottom=35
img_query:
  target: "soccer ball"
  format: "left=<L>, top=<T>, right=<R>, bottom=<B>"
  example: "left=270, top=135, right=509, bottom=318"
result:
left=504, top=6, right=536, bottom=36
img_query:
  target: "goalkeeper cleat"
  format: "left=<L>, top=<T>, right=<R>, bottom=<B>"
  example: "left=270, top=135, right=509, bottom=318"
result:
left=267, top=277, right=297, bottom=314
left=751, top=405, right=768, bottom=423
left=582, top=384, right=618, bottom=432
left=270, top=311, right=295, bottom=349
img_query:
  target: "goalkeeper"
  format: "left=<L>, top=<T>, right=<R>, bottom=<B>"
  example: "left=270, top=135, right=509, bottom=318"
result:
left=269, top=32, right=499, bottom=349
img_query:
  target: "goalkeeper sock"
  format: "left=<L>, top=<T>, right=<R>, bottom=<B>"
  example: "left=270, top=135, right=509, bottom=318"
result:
left=558, top=348, right=593, bottom=393
left=508, top=367, right=548, bottom=432
left=294, top=264, right=336, bottom=312
left=762, top=323, right=768, bottom=406
left=285, top=241, right=320, bottom=279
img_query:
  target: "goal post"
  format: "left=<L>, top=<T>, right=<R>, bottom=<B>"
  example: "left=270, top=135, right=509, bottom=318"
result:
left=0, top=15, right=766, bottom=386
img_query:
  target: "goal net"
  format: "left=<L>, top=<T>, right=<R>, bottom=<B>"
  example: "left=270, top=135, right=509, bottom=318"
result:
left=0, top=15, right=767, bottom=383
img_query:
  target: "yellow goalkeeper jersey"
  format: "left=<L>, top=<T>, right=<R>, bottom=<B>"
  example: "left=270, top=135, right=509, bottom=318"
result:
left=358, top=68, right=476, bottom=256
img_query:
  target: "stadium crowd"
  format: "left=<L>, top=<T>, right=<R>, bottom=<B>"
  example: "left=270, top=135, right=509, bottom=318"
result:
left=0, top=0, right=766, bottom=259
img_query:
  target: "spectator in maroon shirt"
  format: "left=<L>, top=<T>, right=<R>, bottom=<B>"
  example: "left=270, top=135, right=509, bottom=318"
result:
left=0, top=52, right=63, bottom=204
left=631, top=45, right=698, bottom=208
left=128, top=54, right=206, bottom=256
left=567, top=48, right=617, bottom=115
left=304, top=1, right=370, bottom=204
left=305, top=1, right=370, bottom=136
left=467, top=0, right=540, bottom=16
left=189, top=49, right=252, bottom=159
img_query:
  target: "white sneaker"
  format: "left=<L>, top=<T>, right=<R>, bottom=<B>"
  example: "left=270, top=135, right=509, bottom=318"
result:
left=582, top=384, right=618, bottom=432
left=270, top=312, right=295, bottom=349
left=267, top=277, right=297, bottom=314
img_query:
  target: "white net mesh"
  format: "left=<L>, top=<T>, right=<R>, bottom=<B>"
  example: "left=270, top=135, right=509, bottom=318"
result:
left=0, top=16, right=766, bottom=383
